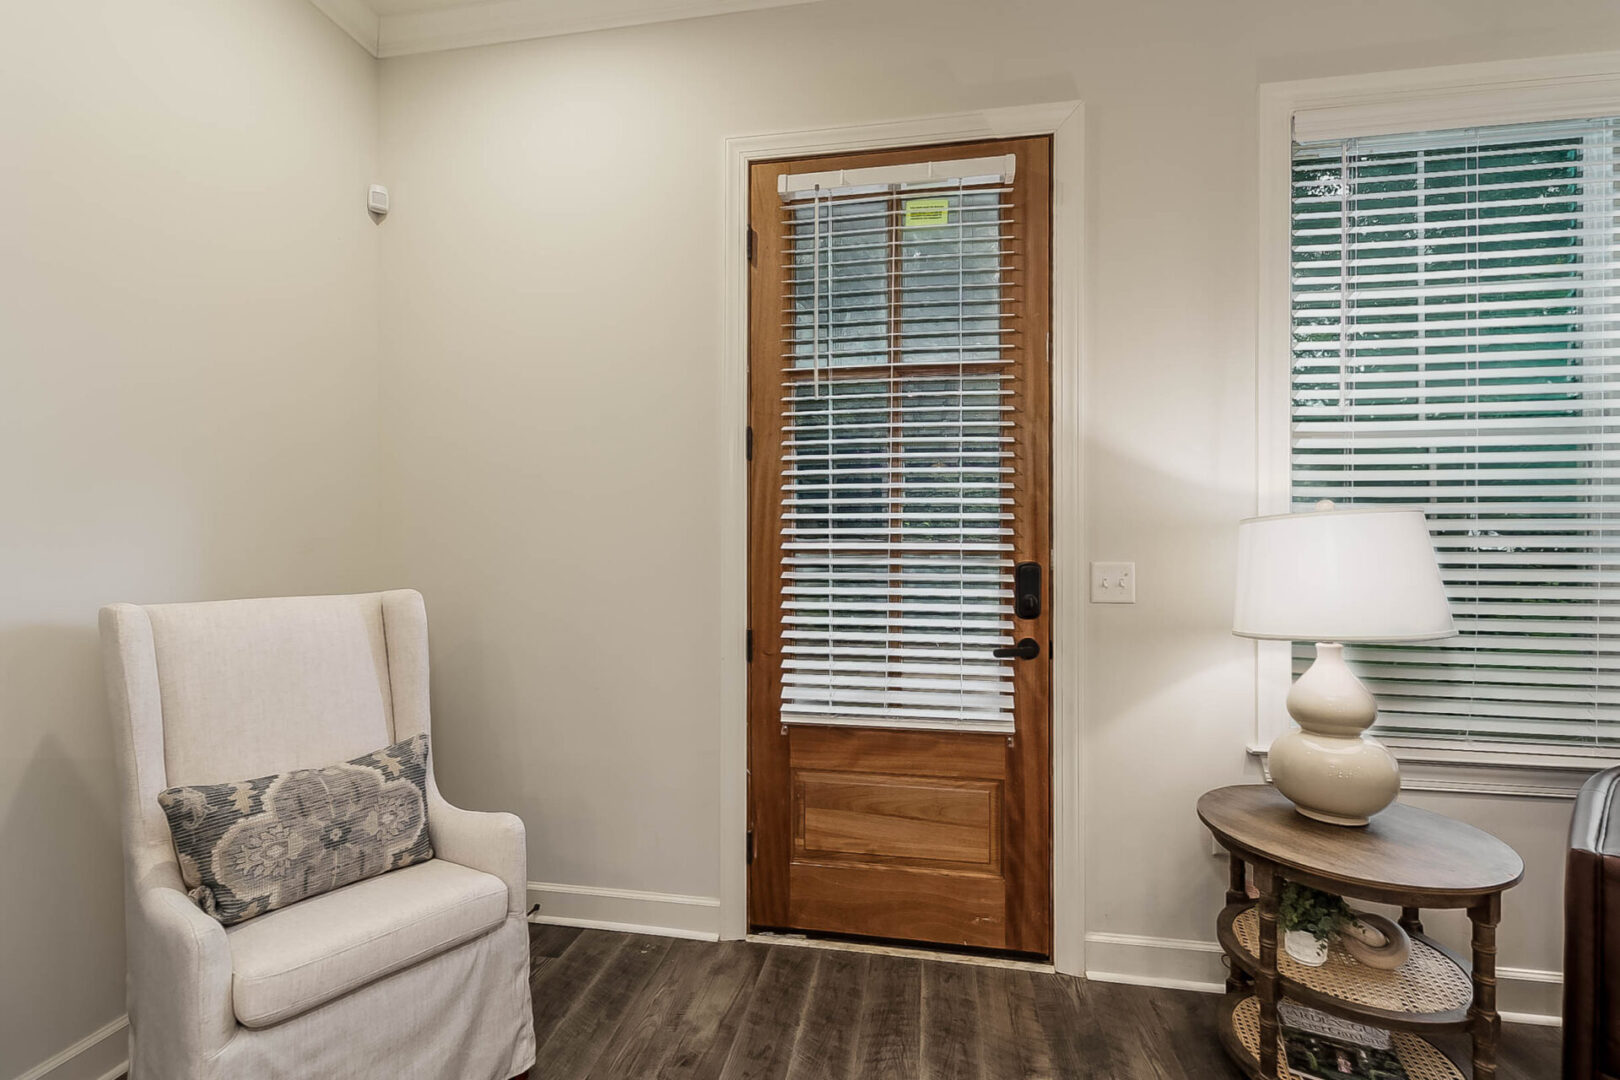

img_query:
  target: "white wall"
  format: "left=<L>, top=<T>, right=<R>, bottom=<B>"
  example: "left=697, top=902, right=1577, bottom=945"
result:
left=377, top=0, right=1620, bottom=1017
left=0, top=1, right=381, bottom=1076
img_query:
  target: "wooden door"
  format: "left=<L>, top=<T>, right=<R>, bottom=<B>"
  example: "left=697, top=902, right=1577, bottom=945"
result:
left=747, top=137, right=1052, bottom=955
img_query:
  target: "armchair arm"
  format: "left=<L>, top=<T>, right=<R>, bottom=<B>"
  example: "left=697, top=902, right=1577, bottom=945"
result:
left=1564, top=765, right=1620, bottom=1080
left=427, top=784, right=528, bottom=917
left=128, top=868, right=236, bottom=1069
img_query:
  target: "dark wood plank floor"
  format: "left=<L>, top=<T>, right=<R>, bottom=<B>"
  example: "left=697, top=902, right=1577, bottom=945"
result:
left=528, top=925, right=1563, bottom=1079
left=108, top=924, right=1560, bottom=1079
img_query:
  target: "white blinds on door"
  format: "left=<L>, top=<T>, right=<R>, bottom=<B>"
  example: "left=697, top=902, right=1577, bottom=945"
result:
left=776, top=156, right=1021, bottom=733
left=1290, top=116, right=1620, bottom=746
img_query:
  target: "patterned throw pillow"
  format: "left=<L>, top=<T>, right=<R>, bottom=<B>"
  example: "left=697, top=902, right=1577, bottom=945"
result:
left=157, top=734, right=435, bottom=926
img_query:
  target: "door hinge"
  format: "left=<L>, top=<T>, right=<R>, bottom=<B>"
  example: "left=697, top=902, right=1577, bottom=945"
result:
left=746, top=827, right=755, bottom=864
left=746, top=628, right=754, bottom=663
left=746, top=425, right=753, bottom=462
left=747, top=226, right=757, bottom=264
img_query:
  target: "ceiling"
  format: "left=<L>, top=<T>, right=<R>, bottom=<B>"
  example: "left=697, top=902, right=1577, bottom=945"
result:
left=310, top=0, right=820, bottom=57
left=364, top=0, right=501, bottom=12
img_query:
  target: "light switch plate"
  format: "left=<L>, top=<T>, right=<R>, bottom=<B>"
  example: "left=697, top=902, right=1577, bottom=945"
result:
left=1090, top=561, right=1135, bottom=603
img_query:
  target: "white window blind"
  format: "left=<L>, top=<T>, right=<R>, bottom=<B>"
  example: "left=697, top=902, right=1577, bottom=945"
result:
left=1290, top=115, right=1620, bottom=747
left=775, top=157, right=1021, bottom=733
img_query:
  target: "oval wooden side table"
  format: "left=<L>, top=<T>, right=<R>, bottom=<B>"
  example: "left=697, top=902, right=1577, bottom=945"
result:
left=1198, top=785, right=1524, bottom=1080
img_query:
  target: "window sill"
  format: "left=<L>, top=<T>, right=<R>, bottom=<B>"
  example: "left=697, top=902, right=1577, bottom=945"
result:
left=1245, top=740, right=1615, bottom=799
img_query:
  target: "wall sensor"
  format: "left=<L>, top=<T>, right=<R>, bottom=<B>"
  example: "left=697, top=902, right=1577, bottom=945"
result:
left=368, top=185, right=390, bottom=217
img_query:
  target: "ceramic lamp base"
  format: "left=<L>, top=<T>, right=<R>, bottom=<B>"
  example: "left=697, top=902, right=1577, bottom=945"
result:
left=1268, top=729, right=1400, bottom=826
left=1269, top=643, right=1401, bottom=827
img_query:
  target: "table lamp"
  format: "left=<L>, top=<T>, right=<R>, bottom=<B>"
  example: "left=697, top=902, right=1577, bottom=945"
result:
left=1233, top=503, right=1454, bottom=826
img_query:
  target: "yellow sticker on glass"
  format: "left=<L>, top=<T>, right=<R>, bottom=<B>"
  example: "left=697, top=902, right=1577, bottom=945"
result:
left=904, top=198, right=950, bottom=228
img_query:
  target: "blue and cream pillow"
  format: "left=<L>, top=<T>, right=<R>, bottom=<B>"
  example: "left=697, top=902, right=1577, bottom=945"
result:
left=158, top=734, right=434, bottom=926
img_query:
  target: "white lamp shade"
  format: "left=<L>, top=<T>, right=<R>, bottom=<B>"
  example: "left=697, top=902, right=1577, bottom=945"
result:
left=1233, top=507, right=1455, bottom=643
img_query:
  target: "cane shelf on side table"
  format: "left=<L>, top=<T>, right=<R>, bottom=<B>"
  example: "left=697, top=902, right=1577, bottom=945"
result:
left=1197, top=785, right=1524, bottom=1080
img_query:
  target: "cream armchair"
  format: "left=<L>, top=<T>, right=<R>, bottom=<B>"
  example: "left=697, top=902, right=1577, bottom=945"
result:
left=99, top=590, right=535, bottom=1080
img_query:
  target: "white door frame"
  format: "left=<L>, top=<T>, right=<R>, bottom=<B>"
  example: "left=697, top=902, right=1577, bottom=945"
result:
left=717, top=101, right=1088, bottom=975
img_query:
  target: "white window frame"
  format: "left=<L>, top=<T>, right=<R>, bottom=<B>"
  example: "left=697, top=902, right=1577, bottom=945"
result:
left=1256, top=51, right=1620, bottom=795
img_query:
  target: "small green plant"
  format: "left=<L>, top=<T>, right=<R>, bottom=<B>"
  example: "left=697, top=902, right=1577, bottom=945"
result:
left=1279, top=881, right=1352, bottom=944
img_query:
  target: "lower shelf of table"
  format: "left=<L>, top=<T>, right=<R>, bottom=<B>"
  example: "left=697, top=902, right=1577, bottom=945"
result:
left=1217, top=992, right=1464, bottom=1080
left=1218, top=902, right=1474, bottom=1030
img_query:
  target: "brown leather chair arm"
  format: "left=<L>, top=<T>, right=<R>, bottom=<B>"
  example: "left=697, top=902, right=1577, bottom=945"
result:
left=1567, top=765, right=1620, bottom=1080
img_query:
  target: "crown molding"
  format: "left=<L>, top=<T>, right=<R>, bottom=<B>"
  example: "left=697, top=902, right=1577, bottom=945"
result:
left=309, top=0, right=382, bottom=55
left=309, top=0, right=821, bottom=59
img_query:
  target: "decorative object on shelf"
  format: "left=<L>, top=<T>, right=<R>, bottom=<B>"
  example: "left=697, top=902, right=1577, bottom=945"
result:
left=1283, top=929, right=1329, bottom=969
left=1279, top=881, right=1351, bottom=967
left=1342, top=911, right=1412, bottom=972
left=1233, top=503, right=1454, bottom=826
left=1279, top=1001, right=1409, bottom=1080
left=1274, top=883, right=1409, bottom=972
left=1229, top=998, right=1457, bottom=1080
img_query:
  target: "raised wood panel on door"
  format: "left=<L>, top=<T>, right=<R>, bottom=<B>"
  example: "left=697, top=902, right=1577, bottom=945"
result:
left=788, top=729, right=1008, bottom=947
left=747, top=138, right=1053, bottom=956
left=796, top=772, right=999, bottom=867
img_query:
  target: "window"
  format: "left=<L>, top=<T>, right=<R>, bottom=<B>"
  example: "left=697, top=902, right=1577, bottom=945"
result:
left=1286, top=113, right=1620, bottom=749
left=774, top=156, right=1023, bottom=732
left=748, top=143, right=1051, bottom=734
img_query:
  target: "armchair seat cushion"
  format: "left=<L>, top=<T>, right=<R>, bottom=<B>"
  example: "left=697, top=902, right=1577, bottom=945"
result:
left=225, top=858, right=507, bottom=1028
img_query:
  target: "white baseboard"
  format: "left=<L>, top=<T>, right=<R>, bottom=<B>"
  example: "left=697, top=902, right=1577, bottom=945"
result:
left=1083, top=931, right=1563, bottom=1025
left=14, top=1015, right=128, bottom=1080
left=1084, top=931, right=1228, bottom=996
left=526, top=881, right=721, bottom=941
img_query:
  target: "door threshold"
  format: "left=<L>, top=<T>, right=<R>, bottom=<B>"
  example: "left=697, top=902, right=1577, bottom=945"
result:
left=745, top=931, right=1056, bottom=974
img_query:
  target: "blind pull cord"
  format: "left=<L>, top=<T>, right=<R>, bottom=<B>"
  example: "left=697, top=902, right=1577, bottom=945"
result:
left=957, top=178, right=970, bottom=696
left=812, top=185, right=823, bottom=399
left=1337, top=142, right=1352, bottom=417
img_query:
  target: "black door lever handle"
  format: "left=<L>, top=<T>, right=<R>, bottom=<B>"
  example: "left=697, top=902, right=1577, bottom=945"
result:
left=993, top=638, right=1041, bottom=661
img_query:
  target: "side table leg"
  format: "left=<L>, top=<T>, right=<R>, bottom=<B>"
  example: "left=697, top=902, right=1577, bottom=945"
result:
left=1399, top=906, right=1425, bottom=937
left=1469, top=895, right=1501, bottom=1080
left=1255, top=862, right=1281, bottom=1080
left=1226, top=852, right=1252, bottom=994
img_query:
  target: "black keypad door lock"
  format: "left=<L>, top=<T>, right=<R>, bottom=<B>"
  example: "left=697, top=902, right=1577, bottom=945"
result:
left=1014, top=561, right=1042, bottom=620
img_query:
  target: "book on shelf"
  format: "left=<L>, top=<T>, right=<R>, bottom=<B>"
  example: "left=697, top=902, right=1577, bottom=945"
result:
left=1278, top=1002, right=1408, bottom=1080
